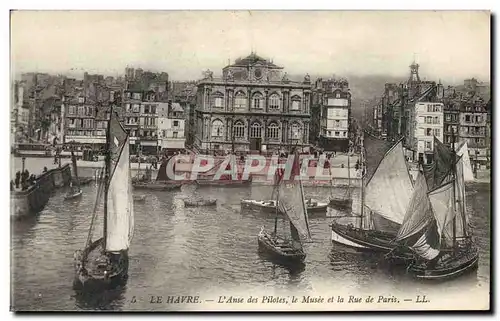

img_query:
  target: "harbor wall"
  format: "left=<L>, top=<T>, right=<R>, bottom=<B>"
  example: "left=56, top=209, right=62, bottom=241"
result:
left=74, top=158, right=362, bottom=187
left=10, top=164, right=72, bottom=220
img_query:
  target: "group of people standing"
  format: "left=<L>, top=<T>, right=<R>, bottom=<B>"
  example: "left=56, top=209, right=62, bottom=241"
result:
left=11, top=167, right=47, bottom=191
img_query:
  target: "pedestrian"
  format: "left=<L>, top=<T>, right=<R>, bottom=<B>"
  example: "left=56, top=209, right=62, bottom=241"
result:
left=43, top=166, right=48, bottom=173
left=15, top=171, right=20, bottom=189
left=10, top=180, right=14, bottom=191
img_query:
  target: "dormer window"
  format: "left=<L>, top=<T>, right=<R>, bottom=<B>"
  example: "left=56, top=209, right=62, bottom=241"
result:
left=78, top=97, right=84, bottom=103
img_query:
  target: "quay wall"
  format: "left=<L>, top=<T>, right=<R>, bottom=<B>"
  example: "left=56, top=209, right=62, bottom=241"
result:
left=74, top=157, right=362, bottom=187
left=11, top=164, right=72, bottom=220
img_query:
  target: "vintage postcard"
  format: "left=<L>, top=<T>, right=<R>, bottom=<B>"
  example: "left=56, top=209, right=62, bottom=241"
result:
left=9, top=10, right=491, bottom=312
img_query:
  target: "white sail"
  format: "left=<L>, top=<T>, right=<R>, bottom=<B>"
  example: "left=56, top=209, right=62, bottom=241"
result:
left=396, top=173, right=434, bottom=241
left=277, top=153, right=311, bottom=241
left=364, top=140, right=414, bottom=225
left=106, top=135, right=135, bottom=252
left=428, top=180, right=455, bottom=246
left=411, top=232, right=440, bottom=260
left=454, top=157, right=468, bottom=237
left=279, top=182, right=311, bottom=240
left=455, top=141, right=475, bottom=182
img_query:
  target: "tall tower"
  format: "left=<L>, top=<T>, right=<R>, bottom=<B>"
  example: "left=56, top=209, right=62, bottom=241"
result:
left=407, top=60, right=421, bottom=98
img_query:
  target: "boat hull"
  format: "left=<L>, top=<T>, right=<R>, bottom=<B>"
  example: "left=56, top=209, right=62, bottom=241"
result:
left=132, top=182, right=182, bottom=191
left=409, top=251, right=479, bottom=281
left=328, top=198, right=353, bottom=211
left=258, top=233, right=306, bottom=264
left=196, top=180, right=251, bottom=187
left=65, top=190, right=83, bottom=200
left=184, top=199, right=217, bottom=207
left=330, top=223, right=396, bottom=253
left=74, top=238, right=129, bottom=291
left=241, top=199, right=328, bottom=214
left=133, top=195, right=146, bottom=202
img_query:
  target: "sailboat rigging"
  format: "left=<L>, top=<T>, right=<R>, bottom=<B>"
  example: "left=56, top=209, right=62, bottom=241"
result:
left=258, top=149, right=311, bottom=264
left=73, top=108, right=135, bottom=289
left=65, top=149, right=83, bottom=200
left=328, top=150, right=353, bottom=210
left=330, top=131, right=415, bottom=252
left=390, top=133, right=478, bottom=280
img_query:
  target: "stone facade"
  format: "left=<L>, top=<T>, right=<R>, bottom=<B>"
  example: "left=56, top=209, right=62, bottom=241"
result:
left=193, top=53, right=312, bottom=154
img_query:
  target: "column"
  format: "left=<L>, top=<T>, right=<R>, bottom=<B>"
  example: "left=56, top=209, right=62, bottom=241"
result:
left=247, top=88, right=252, bottom=111
left=264, top=89, right=269, bottom=113
left=283, top=90, right=289, bottom=113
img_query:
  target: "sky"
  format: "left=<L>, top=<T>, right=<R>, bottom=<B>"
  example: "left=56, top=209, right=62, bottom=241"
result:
left=10, top=11, right=491, bottom=83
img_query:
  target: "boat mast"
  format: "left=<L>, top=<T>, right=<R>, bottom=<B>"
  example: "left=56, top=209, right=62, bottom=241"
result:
left=347, top=149, right=351, bottom=197
left=103, top=105, right=113, bottom=250
left=359, top=133, right=365, bottom=229
left=451, top=130, right=457, bottom=250
left=274, top=172, right=279, bottom=235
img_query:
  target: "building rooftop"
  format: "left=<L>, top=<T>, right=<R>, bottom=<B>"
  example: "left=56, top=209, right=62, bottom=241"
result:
left=225, top=52, right=283, bottom=69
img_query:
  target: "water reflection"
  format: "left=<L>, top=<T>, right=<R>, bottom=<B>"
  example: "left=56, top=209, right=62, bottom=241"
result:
left=73, top=283, right=127, bottom=311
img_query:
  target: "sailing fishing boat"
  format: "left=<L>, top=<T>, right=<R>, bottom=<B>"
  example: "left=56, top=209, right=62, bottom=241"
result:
left=65, top=150, right=83, bottom=200
left=196, top=154, right=252, bottom=187
left=330, top=132, right=414, bottom=252
left=258, top=150, right=311, bottom=264
left=328, top=151, right=353, bottom=210
left=390, top=134, right=478, bottom=280
left=73, top=110, right=135, bottom=289
left=132, top=155, right=182, bottom=191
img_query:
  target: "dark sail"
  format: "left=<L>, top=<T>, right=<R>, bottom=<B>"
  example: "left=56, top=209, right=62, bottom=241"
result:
left=155, top=157, right=172, bottom=181
left=363, top=132, right=395, bottom=184
left=71, top=150, right=79, bottom=184
left=422, top=137, right=454, bottom=190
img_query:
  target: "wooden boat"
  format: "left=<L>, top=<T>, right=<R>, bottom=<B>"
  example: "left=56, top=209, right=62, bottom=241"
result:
left=65, top=188, right=83, bottom=200
left=65, top=150, right=83, bottom=201
left=133, top=195, right=146, bottom=202
left=258, top=149, right=311, bottom=265
left=184, top=198, right=217, bottom=207
left=389, top=134, right=479, bottom=280
left=241, top=199, right=328, bottom=214
left=330, top=133, right=415, bottom=252
left=132, top=182, right=182, bottom=191
left=195, top=178, right=252, bottom=187
left=329, top=152, right=353, bottom=210
left=74, top=110, right=134, bottom=290
left=195, top=154, right=252, bottom=187
left=132, top=156, right=182, bottom=191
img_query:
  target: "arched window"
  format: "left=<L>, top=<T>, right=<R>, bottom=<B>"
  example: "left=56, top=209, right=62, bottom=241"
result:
left=211, top=119, right=224, bottom=138
left=234, top=91, right=247, bottom=109
left=266, top=122, right=280, bottom=140
left=291, top=95, right=301, bottom=110
left=252, top=92, right=264, bottom=109
left=290, top=122, right=302, bottom=140
left=250, top=122, right=262, bottom=138
left=269, top=94, right=281, bottom=110
left=233, top=120, right=245, bottom=139
left=212, top=92, right=224, bottom=108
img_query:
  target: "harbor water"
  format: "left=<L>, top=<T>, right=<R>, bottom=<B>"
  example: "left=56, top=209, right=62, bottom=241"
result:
left=11, top=158, right=491, bottom=311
